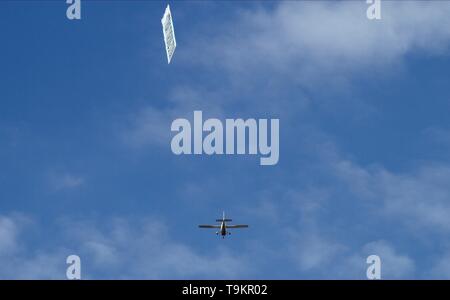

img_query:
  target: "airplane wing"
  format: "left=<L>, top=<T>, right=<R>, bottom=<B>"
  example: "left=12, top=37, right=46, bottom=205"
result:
left=226, top=225, right=249, bottom=228
left=198, top=225, right=221, bottom=228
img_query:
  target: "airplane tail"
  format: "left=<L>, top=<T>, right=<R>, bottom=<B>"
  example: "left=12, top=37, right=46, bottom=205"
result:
left=216, top=211, right=232, bottom=222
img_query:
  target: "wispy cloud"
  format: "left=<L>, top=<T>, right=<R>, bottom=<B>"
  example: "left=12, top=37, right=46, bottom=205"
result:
left=184, top=1, right=450, bottom=84
left=48, top=172, right=85, bottom=191
left=120, top=86, right=226, bottom=149
left=288, top=230, right=345, bottom=273
left=362, top=240, right=415, bottom=279
left=20, top=1, right=448, bottom=279
left=0, top=214, right=251, bottom=279
left=124, top=1, right=450, bottom=151
left=0, top=215, right=22, bottom=256
left=0, top=214, right=64, bottom=279
left=65, top=217, right=251, bottom=279
left=333, top=159, right=450, bottom=233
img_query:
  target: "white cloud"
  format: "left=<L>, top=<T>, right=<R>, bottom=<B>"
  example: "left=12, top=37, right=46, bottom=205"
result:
left=288, top=231, right=345, bottom=273
left=67, top=217, right=250, bottom=279
left=186, top=1, right=450, bottom=83
left=362, top=240, right=415, bottom=279
left=0, top=214, right=63, bottom=279
left=59, top=174, right=84, bottom=189
left=333, top=240, right=415, bottom=279
left=241, top=131, right=450, bottom=278
left=121, top=107, right=172, bottom=148
left=334, top=159, right=450, bottom=232
left=0, top=214, right=250, bottom=279
left=125, top=1, right=450, bottom=149
left=121, top=86, right=226, bottom=149
left=10, top=253, right=64, bottom=279
left=0, top=216, right=20, bottom=256
left=430, top=250, right=450, bottom=279
left=47, top=172, right=85, bottom=191
left=283, top=219, right=414, bottom=278
left=107, top=1, right=450, bottom=279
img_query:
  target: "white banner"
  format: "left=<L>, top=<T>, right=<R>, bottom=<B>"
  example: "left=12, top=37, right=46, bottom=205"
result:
left=161, top=4, right=177, bottom=64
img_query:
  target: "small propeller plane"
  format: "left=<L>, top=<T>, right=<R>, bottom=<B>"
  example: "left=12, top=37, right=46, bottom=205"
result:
left=198, top=212, right=249, bottom=238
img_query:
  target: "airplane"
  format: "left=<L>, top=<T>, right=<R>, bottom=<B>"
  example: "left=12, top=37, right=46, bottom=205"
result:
left=198, top=211, right=248, bottom=238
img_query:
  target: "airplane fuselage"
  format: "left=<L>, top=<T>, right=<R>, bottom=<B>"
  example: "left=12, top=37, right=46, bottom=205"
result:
left=220, top=221, right=226, bottom=237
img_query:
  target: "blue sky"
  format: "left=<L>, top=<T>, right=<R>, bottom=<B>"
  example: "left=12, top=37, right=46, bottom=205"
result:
left=1, top=0, right=450, bottom=279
